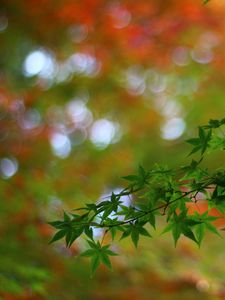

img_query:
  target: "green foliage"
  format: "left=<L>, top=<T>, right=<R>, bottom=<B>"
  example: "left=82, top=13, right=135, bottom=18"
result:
left=49, top=117, right=225, bottom=275
left=186, top=126, right=212, bottom=155
left=81, top=241, right=118, bottom=276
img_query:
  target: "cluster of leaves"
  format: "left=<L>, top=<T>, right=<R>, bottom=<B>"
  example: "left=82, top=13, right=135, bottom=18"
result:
left=49, top=117, right=225, bottom=275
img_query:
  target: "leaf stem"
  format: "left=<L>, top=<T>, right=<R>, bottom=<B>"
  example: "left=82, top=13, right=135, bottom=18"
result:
left=70, top=180, right=214, bottom=229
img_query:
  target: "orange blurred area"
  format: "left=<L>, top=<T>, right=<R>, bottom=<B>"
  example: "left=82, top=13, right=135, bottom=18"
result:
left=187, top=201, right=225, bottom=228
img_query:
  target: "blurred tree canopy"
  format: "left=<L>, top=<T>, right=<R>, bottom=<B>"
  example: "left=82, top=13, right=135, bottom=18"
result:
left=0, top=0, right=225, bottom=299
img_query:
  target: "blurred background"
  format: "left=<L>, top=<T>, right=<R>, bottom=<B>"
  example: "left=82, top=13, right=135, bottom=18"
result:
left=0, top=0, right=225, bottom=299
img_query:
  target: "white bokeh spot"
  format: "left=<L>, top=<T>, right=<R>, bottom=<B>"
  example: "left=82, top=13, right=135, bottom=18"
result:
left=0, top=157, right=18, bottom=179
left=23, top=49, right=56, bottom=78
left=50, top=132, right=71, bottom=158
left=90, top=119, right=121, bottom=149
left=161, top=118, right=186, bottom=140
